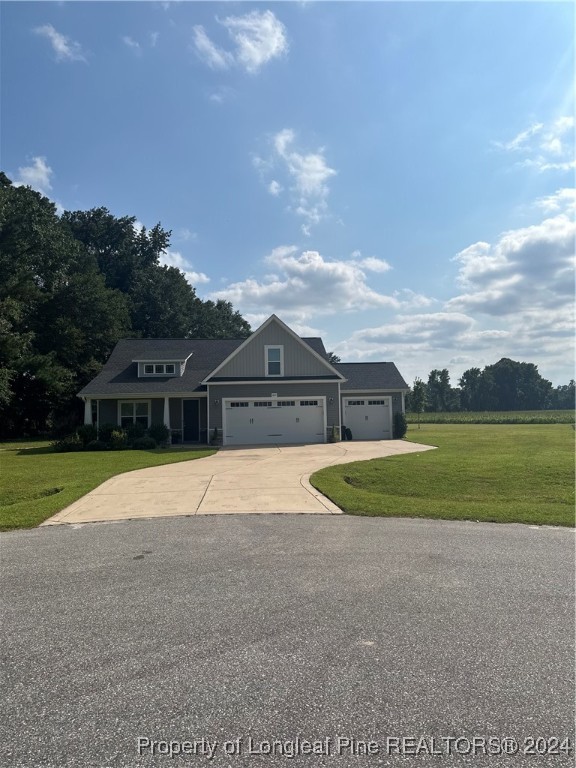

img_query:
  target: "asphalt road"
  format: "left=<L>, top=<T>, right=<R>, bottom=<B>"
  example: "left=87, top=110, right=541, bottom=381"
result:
left=1, top=516, right=574, bottom=768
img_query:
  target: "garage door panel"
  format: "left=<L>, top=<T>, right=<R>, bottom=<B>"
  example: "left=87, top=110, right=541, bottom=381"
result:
left=224, top=399, right=325, bottom=445
left=343, top=398, right=392, bottom=440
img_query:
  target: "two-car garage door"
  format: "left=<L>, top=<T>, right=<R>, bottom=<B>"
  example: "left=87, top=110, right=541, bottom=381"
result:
left=224, top=398, right=325, bottom=446
left=343, top=397, right=392, bottom=440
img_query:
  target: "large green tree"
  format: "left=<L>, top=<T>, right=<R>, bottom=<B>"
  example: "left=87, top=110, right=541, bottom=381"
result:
left=0, top=175, right=252, bottom=436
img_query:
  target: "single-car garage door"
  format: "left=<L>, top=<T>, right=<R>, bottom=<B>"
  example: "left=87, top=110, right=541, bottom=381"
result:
left=223, top=398, right=325, bottom=446
left=343, top=397, right=392, bottom=440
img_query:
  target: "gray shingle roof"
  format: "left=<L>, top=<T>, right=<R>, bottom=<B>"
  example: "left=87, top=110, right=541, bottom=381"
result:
left=78, top=339, right=244, bottom=396
left=78, top=337, right=407, bottom=397
left=335, top=362, right=409, bottom=391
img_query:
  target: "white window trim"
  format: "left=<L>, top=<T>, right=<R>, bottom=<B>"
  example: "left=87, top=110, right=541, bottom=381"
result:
left=117, top=400, right=151, bottom=428
left=139, top=362, right=178, bottom=377
left=264, top=345, right=284, bottom=377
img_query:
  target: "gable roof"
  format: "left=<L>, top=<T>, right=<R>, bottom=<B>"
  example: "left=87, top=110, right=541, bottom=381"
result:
left=77, top=334, right=335, bottom=397
left=202, top=314, right=344, bottom=382
left=336, top=362, right=409, bottom=391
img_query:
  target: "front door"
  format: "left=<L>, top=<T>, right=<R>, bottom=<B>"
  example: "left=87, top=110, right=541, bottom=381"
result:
left=183, top=400, right=200, bottom=442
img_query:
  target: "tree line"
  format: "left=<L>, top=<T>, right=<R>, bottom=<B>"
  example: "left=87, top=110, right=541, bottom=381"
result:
left=0, top=173, right=251, bottom=437
left=406, top=361, right=575, bottom=414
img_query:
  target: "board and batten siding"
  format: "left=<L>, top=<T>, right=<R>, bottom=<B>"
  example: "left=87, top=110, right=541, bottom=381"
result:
left=213, top=323, right=333, bottom=379
left=208, top=382, right=340, bottom=431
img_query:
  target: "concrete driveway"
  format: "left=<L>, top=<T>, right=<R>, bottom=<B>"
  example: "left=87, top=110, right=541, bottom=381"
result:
left=42, top=440, right=435, bottom=525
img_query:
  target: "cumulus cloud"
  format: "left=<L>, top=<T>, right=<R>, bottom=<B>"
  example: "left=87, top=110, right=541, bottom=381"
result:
left=13, top=156, right=53, bottom=196
left=331, top=190, right=574, bottom=384
left=210, top=246, right=398, bottom=318
left=448, top=202, right=575, bottom=316
left=494, top=116, right=575, bottom=172
left=34, top=24, right=86, bottom=62
left=193, top=10, right=287, bottom=74
left=255, top=129, right=337, bottom=233
left=158, top=249, right=210, bottom=286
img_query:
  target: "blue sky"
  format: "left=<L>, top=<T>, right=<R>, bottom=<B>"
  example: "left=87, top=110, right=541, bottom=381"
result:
left=2, top=1, right=574, bottom=386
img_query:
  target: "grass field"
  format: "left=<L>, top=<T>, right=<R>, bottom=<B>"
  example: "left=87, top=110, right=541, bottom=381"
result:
left=310, top=424, right=574, bottom=527
left=0, top=441, right=216, bottom=531
left=406, top=409, right=574, bottom=424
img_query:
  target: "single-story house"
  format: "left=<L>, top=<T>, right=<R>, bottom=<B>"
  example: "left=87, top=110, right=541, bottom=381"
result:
left=78, top=314, right=409, bottom=446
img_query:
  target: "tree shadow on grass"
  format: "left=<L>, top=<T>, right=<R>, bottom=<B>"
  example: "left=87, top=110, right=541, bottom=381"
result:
left=16, top=447, right=56, bottom=456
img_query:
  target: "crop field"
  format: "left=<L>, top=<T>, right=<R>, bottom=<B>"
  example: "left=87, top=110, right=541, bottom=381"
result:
left=405, top=409, right=574, bottom=425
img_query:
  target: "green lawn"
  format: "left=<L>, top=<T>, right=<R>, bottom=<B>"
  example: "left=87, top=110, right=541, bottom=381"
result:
left=0, top=441, right=216, bottom=531
left=310, top=424, right=574, bottom=527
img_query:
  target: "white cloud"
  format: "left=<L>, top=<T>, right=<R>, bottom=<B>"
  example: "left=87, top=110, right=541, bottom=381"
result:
left=268, top=180, right=283, bottom=196
left=494, top=116, right=575, bottom=173
left=122, top=36, right=141, bottom=53
left=219, top=10, right=288, bottom=74
left=150, top=32, right=159, bottom=47
left=210, top=246, right=398, bottom=319
left=193, top=11, right=288, bottom=74
left=449, top=205, right=575, bottom=316
left=255, top=129, right=337, bottom=233
left=158, top=249, right=210, bottom=286
left=328, top=191, right=574, bottom=385
left=13, top=156, right=53, bottom=196
left=192, top=25, right=234, bottom=70
left=193, top=10, right=287, bottom=74
left=34, top=24, right=86, bottom=62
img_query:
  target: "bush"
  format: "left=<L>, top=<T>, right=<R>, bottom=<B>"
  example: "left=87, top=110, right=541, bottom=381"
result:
left=85, top=439, right=108, bottom=451
left=393, top=412, right=408, bottom=439
left=147, top=422, right=170, bottom=446
left=132, top=436, right=157, bottom=450
left=51, top=434, right=83, bottom=452
left=125, top=421, right=146, bottom=445
left=77, top=423, right=98, bottom=446
left=109, top=429, right=128, bottom=450
left=98, top=423, right=117, bottom=444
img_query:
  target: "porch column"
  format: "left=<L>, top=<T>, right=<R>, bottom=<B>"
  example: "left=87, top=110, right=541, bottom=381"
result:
left=84, top=398, right=92, bottom=425
left=163, top=396, right=171, bottom=443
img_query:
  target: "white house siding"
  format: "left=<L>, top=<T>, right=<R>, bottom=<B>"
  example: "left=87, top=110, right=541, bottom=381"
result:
left=214, top=323, right=332, bottom=379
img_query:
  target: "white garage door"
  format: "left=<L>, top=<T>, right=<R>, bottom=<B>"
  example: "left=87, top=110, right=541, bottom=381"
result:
left=223, top=398, right=325, bottom=446
left=343, top=397, right=392, bottom=440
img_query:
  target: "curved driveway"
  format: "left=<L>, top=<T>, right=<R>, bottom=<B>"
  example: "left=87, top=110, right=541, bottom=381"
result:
left=42, top=440, right=435, bottom=525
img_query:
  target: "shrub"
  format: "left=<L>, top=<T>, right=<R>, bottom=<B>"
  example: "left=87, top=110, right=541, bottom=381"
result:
left=147, top=422, right=170, bottom=446
left=98, top=423, right=117, bottom=444
left=132, top=436, right=157, bottom=450
left=51, top=434, right=83, bottom=452
left=393, top=412, right=408, bottom=439
left=125, top=421, right=146, bottom=445
left=109, top=429, right=128, bottom=450
left=85, top=439, right=108, bottom=451
left=77, top=423, right=98, bottom=446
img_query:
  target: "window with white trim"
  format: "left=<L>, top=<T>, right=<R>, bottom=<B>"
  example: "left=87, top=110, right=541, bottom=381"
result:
left=265, top=345, right=283, bottom=376
left=299, top=400, right=319, bottom=406
left=230, top=402, right=249, bottom=408
left=347, top=400, right=365, bottom=406
left=141, top=362, right=177, bottom=376
left=277, top=401, right=295, bottom=407
left=120, top=401, right=150, bottom=428
left=368, top=400, right=386, bottom=405
left=254, top=401, right=273, bottom=407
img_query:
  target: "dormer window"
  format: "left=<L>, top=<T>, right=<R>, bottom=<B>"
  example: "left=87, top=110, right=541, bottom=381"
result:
left=265, top=345, right=283, bottom=377
left=139, top=362, right=178, bottom=377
